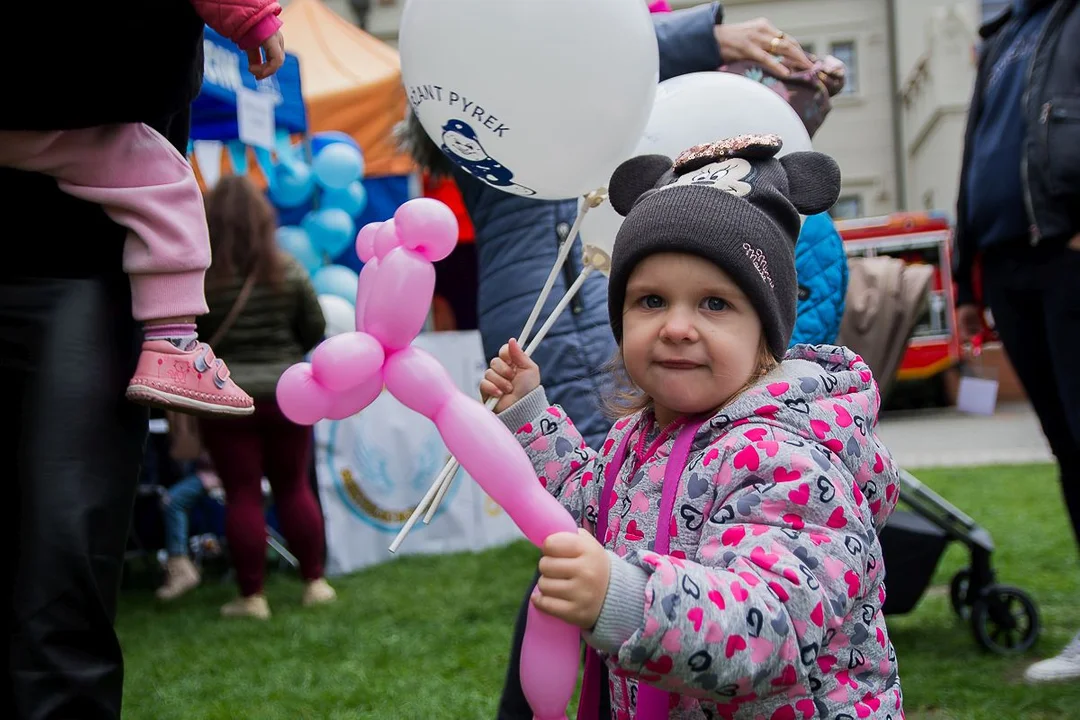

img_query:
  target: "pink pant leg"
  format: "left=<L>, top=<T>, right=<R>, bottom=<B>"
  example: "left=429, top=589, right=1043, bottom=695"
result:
left=0, top=125, right=210, bottom=321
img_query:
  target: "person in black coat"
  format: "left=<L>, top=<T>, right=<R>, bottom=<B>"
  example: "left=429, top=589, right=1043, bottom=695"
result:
left=2, top=2, right=205, bottom=717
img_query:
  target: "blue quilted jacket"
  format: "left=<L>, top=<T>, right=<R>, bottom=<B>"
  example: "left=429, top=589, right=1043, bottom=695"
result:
left=790, top=212, right=849, bottom=348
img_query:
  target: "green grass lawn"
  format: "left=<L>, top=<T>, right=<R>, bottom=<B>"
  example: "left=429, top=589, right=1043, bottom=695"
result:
left=117, top=464, right=1080, bottom=719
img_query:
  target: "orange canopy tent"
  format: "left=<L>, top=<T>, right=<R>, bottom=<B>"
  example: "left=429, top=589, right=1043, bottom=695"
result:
left=279, top=0, right=414, bottom=179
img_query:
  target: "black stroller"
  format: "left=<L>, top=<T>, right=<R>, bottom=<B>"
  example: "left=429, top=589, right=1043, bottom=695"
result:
left=878, top=471, right=1041, bottom=655
left=837, top=254, right=1041, bottom=655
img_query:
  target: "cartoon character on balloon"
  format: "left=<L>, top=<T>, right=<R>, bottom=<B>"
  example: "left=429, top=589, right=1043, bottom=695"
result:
left=440, top=119, right=536, bottom=197
left=276, top=198, right=580, bottom=720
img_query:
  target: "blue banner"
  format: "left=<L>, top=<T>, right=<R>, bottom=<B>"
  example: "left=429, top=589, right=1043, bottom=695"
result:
left=191, top=27, right=307, bottom=141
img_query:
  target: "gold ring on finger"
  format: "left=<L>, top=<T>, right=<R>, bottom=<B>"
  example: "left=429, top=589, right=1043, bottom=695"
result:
left=770, top=36, right=782, bottom=52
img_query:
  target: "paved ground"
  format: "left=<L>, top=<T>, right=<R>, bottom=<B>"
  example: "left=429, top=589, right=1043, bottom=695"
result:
left=877, top=402, right=1052, bottom=469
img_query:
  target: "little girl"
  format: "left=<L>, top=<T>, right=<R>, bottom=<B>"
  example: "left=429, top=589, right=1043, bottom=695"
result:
left=482, top=135, right=903, bottom=719
left=0, top=0, right=287, bottom=417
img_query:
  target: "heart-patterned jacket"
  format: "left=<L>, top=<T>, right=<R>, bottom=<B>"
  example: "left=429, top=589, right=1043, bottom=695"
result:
left=499, top=344, right=903, bottom=720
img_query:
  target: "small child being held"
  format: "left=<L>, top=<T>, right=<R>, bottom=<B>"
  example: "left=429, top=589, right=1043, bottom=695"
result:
left=483, top=135, right=903, bottom=719
left=0, top=0, right=287, bottom=417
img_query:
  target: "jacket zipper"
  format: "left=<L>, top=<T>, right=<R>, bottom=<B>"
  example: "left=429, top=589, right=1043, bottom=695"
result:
left=1021, top=4, right=1061, bottom=245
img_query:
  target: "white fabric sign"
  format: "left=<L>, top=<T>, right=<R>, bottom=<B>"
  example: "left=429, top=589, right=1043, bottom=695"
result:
left=316, top=331, right=523, bottom=576
left=236, top=87, right=276, bottom=151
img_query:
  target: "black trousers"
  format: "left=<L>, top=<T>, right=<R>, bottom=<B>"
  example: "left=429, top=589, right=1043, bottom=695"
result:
left=0, top=110, right=190, bottom=719
left=982, top=239, right=1080, bottom=551
left=496, top=571, right=611, bottom=720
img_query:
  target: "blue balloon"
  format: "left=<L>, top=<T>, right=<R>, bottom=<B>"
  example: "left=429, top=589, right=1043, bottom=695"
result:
left=302, top=208, right=356, bottom=257
left=311, top=131, right=361, bottom=156
left=312, top=143, right=365, bottom=190
left=321, top=181, right=369, bottom=217
left=276, top=226, right=323, bottom=274
left=268, top=160, right=316, bottom=208
left=312, top=264, right=360, bottom=303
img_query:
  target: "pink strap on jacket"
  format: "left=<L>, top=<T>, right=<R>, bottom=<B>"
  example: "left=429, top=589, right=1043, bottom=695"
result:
left=579, top=419, right=705, bottom=720
left=189, top=0, right=283, bottom=50
left=647, top=0, right=672, bottom=13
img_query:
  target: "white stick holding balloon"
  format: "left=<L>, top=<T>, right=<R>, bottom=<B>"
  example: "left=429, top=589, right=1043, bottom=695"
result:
left=418, top=252, right=601, bottom=527
left=409, top=190, right=609, bottom=530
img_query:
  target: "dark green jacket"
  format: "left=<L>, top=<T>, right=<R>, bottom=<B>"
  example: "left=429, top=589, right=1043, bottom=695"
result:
left=199, top=254, right=326, bottom=400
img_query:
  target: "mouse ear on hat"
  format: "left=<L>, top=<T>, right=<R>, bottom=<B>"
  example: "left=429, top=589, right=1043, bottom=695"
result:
left=779, top=151, right=842, bottom=216
left=607, top=154, right=673, bottom=217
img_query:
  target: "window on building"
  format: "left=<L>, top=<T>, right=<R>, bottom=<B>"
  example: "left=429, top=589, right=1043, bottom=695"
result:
left=829, top=41, right=858, bottom=95
left=830, top=195, right=863, bottom=220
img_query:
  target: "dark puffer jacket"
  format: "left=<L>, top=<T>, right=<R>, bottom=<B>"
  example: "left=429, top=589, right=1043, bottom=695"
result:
left=400, top=3, right=726, bottom=449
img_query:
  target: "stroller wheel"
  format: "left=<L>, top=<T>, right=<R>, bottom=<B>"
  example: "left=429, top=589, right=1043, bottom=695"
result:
left=950, top=569, right=972, bottom=620
left=970, top=585, right=1040, bottom=655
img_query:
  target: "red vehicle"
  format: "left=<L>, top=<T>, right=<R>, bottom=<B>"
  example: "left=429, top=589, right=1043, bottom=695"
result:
left=835, top=211, right=961, bottom=383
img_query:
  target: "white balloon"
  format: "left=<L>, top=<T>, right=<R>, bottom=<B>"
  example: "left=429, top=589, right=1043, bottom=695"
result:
left=581, top=72, right=814, bottom=259
left=399, top=0, right=658, bottom=201
left=318, top=295, right=357, bottom=338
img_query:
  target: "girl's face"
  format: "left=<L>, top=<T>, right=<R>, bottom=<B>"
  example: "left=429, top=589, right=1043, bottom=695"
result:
left=621, top=253, right=764, bottom=427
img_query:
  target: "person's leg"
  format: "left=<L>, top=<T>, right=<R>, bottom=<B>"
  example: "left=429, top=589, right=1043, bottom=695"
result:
left=199, top=415, right=270, bottom=615
left=496, top=572, right=538, bottom=720
left=258, top=399, right=333, bottom=604
left=1042, top=249, right=1080, bottom=549
left=1009, top=245, right=1080, bottom=683
left=983, top=248, right=1076, bottom=471
left=156, top=474, right=205, bottom=601
left=0, top=178, right=148, bottom=719
left=162, top=475, right=205, bottom=557
left=985, top=245, right=1080, bottom=682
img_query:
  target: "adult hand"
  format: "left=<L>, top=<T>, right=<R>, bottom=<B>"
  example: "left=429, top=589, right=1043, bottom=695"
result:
left=715, top=17, right=813, bottom=77
left=956, top=304, right=984, bottom=344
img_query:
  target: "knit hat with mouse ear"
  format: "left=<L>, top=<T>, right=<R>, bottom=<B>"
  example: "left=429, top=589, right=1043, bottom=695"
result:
left=606, top=133, right=842, bottom=359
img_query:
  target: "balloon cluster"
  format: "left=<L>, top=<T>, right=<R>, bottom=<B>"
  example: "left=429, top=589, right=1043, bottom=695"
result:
left=268, top=131, right=369, bottom=337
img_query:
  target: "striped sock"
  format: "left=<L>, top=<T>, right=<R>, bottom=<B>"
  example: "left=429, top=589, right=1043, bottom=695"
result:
left=145, top=323, right=199, bottom=350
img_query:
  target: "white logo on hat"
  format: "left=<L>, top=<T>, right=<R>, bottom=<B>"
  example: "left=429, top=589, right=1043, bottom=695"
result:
left=669, top=158, right=753, bottom=197
left=743, top=242, right=774, bottom=288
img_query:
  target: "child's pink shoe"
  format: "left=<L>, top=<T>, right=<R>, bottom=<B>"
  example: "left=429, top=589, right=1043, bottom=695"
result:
left=126, top=340, right=254, bottom=416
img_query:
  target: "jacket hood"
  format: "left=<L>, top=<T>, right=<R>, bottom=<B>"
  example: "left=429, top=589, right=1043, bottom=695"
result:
left=711, top=343, right=895, bottom=531
left=394, top=108, right=457, bottom=177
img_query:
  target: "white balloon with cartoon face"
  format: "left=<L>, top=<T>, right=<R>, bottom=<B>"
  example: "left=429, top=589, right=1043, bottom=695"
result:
left=400, top=0, right=658, bottom=201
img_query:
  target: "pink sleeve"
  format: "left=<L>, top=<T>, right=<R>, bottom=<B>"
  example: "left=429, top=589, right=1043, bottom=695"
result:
left=189, top=0, right=282, bottom=50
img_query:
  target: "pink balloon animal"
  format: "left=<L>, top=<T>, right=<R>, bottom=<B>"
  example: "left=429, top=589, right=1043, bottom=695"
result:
left=276, top=198, right=579, bottom=720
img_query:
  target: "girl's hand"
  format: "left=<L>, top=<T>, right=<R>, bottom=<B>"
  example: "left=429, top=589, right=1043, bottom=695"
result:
left=533, top=529, right=611, bottom=630
left=247, top=30, right=285, bottom=80
left=480, top=339, right=541, bottom=412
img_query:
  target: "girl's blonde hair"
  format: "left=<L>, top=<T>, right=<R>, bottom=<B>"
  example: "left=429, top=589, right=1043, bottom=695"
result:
left=601, top=337, right=779, bottom=420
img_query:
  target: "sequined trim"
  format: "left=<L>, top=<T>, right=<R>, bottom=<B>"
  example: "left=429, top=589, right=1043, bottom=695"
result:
left=674, top=134, right=783, bottom=174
